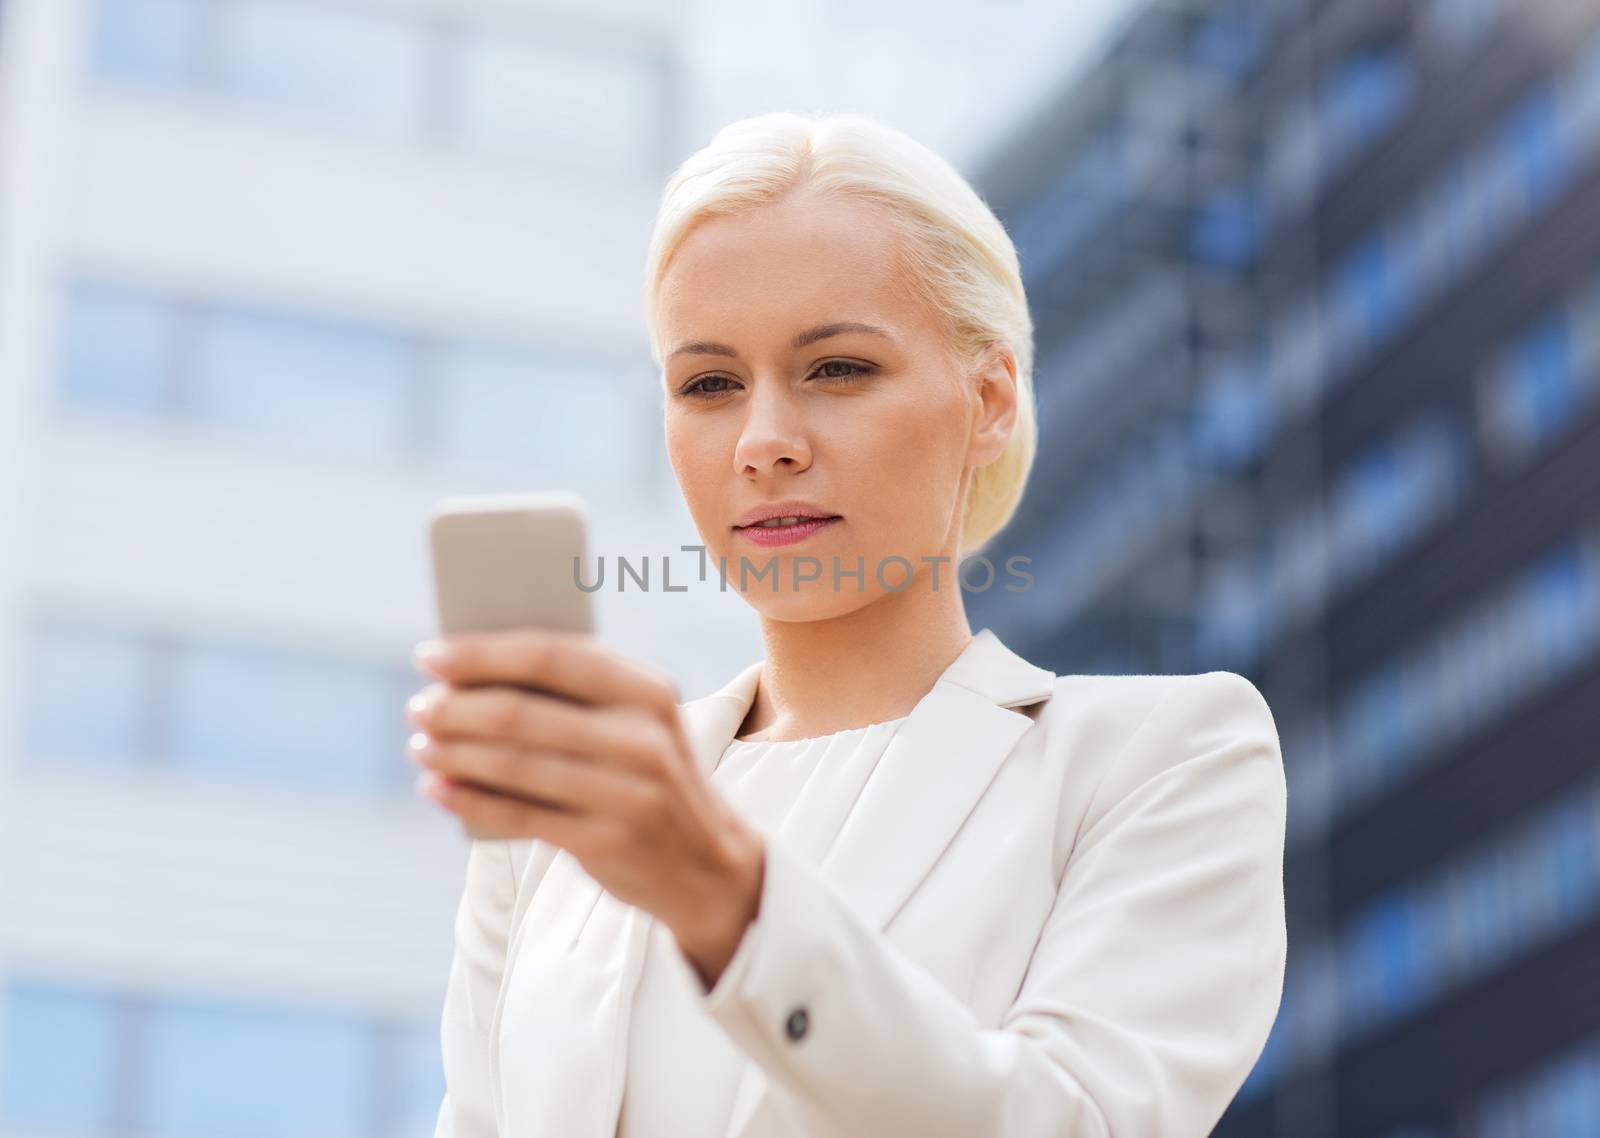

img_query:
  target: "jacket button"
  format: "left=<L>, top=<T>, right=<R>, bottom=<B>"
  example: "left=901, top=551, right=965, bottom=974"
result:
left=784, top=1006, right=809, bottom=1041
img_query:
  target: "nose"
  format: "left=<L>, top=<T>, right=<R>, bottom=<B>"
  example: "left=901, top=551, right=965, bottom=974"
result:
left=733, top=380, right=812, bottom=477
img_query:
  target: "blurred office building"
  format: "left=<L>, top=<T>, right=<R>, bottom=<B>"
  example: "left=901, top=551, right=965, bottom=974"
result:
left=0, top=0, right=718, bottom=1133
left=969, top=0, right=1600, bottom=1134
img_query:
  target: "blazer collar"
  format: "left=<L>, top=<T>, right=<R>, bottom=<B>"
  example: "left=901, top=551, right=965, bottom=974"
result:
left=681, top=625, right=1056, bottom=780
left=674, top=626, right=1053, bottom=1138
left=550, top=627, right=1056, bottom=1138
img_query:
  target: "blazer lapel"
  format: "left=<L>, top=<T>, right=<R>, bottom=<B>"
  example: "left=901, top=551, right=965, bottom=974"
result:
left=717, top=628, right=1055, bottom=1138
left=588, top=628, right=1055, bottom=1138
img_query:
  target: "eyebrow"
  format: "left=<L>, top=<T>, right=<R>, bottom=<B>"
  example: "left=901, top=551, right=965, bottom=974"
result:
left=667, top=321, right=893, bottom=361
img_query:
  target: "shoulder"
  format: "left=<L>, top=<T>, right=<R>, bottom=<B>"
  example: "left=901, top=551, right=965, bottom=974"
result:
left=1040, top=670, right=1284, bottom=841
left=1042, top=669, right=1276, bottom=740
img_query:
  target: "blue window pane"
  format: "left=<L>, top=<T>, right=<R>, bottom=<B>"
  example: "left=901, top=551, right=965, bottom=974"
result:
left=1423, top=0, right=1503, bottom=54
left=1191, top=184, right=1264, bottom=267
left=213, top=1, right=427, bottom=141
left=146, top=999, right=376, bottom=1138
left=1526, top=542, right=1590, bottom=667
left=25, top=622, right=150, bottom=765
left=58, top=281, right=175, bottom=414
left=1516, top=312, right=1580, bottom=446
left=383, top=1021, right=447, bottom=1137
left=1332, top=233, right=1412, bottom=351
left=1434, top=158, right=1488, bottom=280
left=435, top=343, right=639, bottom=484
left=89, top=0, right=200, bottom=86
left=1192, top=354, right=1272, bottom=469
left=1321, top=46, right=1415, bottom=155
left=1547, top=797, right=1599, bottom=923
left=1504, top=87, right=1571, bottom=211
left=1189, top=7, right=1267, bottom=81
left=0, top=981, right=119, bottom=1130
left=1015, top=133, right=1123, bottom=285
left=169, top=642, right=397, bottom=792
left=191, top=307, right=413, bottom=459
left=453, top=35, right=661, bottom=174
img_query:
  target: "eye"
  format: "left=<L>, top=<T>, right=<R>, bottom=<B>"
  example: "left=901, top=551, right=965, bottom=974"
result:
left=681, top=374, right=740, bottom=398
left=677, top=360, right=877, bottom=400
left=812, top=360, right=876, bottom=382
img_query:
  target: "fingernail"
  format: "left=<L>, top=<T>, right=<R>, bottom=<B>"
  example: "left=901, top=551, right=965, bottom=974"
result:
left=416, top=770, right=446, bottom=802
left=406, top=732, right=433, bottom=766
left=414, top=639, right=452, bottom=673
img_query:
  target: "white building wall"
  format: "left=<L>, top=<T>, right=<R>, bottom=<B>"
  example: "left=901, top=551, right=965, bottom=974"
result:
left=0, top=0, right=758, bottom=1131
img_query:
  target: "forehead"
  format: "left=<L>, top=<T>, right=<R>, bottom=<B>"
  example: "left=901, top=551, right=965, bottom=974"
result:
left=656, top=194, right=924, bottom=340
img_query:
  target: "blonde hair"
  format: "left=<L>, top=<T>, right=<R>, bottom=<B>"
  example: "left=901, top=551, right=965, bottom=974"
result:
left=643, top=111, right=1037, bottom=556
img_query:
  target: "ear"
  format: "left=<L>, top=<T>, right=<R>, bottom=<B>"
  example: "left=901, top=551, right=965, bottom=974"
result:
left=967, top=343, right=1019, bottom=469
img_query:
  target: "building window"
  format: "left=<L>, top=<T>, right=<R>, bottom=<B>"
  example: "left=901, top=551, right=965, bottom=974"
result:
left=1319, top=43, right=1416, bottom=168
left=189, top=305, right=416, bottom=460
left=85, top=0, right=670, bottom=170
left=448, top=32, right=662, bottom=176
left=1190, top=182, right=1266, bottom=268
left=433, top=342, right=641, bottom=481
left=53, top=278, right=654, bottom=489
left=57, top=280, right=178, bottom=415
left=144, top=998, right=377, bottom=1134
left=88, top=0, right=201, bottom=86
left=1328, top=412, right=1469, bottom=584
left=210, top=1, right=430, bottom=142
left=1, top=982, right=447, bottom=1135
left=0, top=982, right=120, bottom=1131
left=167, top=639, right=401, bottom=793
left=1421, top=0, right=1505, bottom=55
left=1191, top=350, right=1273, bottom=471
left=24, top=621, right=155, bottom=766
left=1188, top=6, right=1268, bottom=83
left=1015, top=132, right=1123, bottom=287
left=380, top=1021, right=449, bottom=1136
left=1480, top=308, right=1584, bottom=464
left=1329, top=229, right=1414, bottom=359
left=1508, top=85, right=1573, bottom=210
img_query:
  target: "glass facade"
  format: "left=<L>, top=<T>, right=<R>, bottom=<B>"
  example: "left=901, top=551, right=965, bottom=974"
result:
left=23, top=614, right=419, bottom=796
left=971, top=1, right=1600, bottom=1133
left=51, top=278, right=655, bottom=482
left=84, top=0, right=670, bottom=175
left=0, top=978, right=442, bottom=1138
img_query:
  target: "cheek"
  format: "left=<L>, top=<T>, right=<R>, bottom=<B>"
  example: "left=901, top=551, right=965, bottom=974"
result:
left=844, top=399, right=969, bottom=527
left=664, top=416, right=727, bottom=517
left=664, top=415, right=708, bottom=476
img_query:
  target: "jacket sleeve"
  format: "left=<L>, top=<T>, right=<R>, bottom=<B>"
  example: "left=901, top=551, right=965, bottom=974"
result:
left=433, top=838, right=519, bottom=1138
left=687, top=670, right=1288, bottom=1138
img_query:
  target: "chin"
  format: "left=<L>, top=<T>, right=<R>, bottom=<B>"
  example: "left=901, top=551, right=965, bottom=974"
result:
left=741, top=586, right=873, bottom=624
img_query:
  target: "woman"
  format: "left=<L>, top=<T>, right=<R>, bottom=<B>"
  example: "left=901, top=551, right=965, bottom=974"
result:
left=406, top=111, right=1287, bottom=1138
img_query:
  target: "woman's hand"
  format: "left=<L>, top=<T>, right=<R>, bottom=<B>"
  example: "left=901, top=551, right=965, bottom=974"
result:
left=404, top=627, right=764, bottom=990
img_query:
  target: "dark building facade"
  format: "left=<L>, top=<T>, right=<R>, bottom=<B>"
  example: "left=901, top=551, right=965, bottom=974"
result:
left=970, top=1, right=1600, bottom=1134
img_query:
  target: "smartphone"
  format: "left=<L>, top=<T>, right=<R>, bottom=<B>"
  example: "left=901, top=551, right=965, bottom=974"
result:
left=426, top=490, right=597, bottom=638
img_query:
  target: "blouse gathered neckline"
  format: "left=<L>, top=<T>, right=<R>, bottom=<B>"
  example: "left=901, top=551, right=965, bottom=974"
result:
left=726, top=714, right=911, bottom=749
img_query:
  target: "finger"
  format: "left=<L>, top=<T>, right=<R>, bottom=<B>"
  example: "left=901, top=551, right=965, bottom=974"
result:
left=414, top=627, right=680, bottom=717
left=410, top=733, right=645, bottom=815
left=423, top=772, right=597, bottom=849
left=410, top=687, right=679, bottom=774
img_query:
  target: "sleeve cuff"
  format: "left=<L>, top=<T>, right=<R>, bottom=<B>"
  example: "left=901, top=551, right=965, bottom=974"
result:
left=690, top=833, right=838, bottom=1058
left=699, top=892, right=765, bottom=1006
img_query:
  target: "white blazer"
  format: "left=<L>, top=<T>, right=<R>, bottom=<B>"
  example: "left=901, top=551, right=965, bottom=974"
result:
left=434, top=627, right=1288, bottom=1138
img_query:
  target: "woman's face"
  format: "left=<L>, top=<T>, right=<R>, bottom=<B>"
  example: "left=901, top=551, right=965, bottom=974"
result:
left=658, top=190, right=1015, bottom=621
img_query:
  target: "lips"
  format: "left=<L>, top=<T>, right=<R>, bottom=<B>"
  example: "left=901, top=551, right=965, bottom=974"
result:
left=733, top=515, right=843, bottom=547
left=737, top=514, right=840, bottom=529
left=732, top=500, right=843, bottom=529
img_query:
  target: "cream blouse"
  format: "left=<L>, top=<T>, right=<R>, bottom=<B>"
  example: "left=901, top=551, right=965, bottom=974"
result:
left=613, top=713, right=911, bottom=1138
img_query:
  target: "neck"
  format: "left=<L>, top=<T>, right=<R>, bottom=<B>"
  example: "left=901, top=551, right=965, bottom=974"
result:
left=736, top=568, right=974, bottom=743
